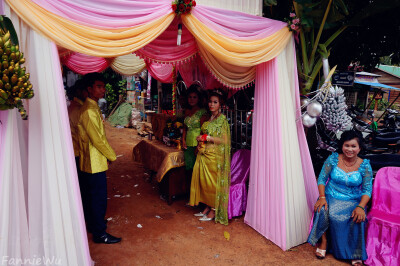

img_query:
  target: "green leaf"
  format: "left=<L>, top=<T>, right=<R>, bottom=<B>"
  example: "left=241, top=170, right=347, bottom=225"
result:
left=1, top=16, right=19, bottom=46
left=263, top=0, right=277, bottom=6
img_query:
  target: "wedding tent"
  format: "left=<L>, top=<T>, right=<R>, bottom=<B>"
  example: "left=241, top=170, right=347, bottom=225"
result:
left=0, top=0, right=318, bottom=264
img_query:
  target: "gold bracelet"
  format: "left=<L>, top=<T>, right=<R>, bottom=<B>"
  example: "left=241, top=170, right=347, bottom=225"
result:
left=319, top=196, right=326, bottom=199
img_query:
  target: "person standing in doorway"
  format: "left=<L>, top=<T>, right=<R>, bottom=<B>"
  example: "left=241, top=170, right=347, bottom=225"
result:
left=77, top=73, right=121, bottom=244
left=67, top=79, right=88, bottom=179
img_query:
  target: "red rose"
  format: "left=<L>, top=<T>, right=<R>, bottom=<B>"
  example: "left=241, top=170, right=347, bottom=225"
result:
left=172, top=4, right=177, bottom=11
left=184, top=0, right=191, bottom=4
left=178, top=4, right=185, bottom=12
left=185, top=6, right=191, bottom=13
left=192, top=1, right=196, bottom=7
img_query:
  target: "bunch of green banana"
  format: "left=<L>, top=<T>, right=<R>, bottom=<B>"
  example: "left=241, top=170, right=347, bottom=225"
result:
left=0, top=31, right=33, bottom=119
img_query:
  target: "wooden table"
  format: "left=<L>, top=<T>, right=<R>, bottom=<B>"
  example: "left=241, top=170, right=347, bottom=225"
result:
left=132, top=139, right=189, bottom=204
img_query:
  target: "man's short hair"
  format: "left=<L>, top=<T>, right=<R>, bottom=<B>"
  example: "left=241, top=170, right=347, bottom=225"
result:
left=83, top=73, right=106, bottom=88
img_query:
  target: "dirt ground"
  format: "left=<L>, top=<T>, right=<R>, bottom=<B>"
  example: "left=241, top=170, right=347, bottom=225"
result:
left=87, top=123, right=348, bottom=266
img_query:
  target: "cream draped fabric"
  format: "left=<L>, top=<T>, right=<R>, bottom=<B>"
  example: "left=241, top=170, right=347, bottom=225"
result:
left=111, top=53, right=146, bottom=76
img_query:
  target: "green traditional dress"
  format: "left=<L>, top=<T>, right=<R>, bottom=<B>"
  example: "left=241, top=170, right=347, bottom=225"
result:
left=183, top=109, right=206, bottom=170
left=189, top=114, right=231, bottom=225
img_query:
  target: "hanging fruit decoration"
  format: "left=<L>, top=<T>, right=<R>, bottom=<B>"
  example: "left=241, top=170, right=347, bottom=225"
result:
left=0, top=15, right=33, bottom=119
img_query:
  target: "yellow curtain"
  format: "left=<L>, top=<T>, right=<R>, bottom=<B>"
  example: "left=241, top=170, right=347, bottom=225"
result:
left=110, top=54, right=146, bottom=76
left=182, top=14, right=292, bottom=67
left=6, top=0, right=175, bottom=57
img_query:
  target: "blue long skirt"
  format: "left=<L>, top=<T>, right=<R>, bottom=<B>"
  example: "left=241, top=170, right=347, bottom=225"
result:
left=307, top=195, right=368, bottom=261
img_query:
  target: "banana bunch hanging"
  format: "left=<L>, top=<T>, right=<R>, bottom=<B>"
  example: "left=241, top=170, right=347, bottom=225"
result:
left=0, top=16, right=33, bottom=119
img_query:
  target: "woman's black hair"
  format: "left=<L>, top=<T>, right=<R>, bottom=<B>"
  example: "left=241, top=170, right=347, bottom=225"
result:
left=185, top=84, right=203, bottom=109
left=337, top=130, right=365, bottom=154
left=208, top=88, right=227, bottom=106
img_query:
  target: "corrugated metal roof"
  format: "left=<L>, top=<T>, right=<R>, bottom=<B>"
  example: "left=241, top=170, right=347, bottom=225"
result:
left=376, top=64, right=400, bottom=78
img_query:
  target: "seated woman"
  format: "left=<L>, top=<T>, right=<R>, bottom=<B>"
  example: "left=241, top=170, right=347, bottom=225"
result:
left=182, top=84, right=206, bottom=176
left=307, top=130, right=373, bottom=266
left=189, top=88, right=231, bottom=225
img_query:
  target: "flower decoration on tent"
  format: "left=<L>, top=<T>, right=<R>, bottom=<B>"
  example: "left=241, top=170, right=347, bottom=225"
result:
left=172, top=0, right=196, bottom=16
left=0, top=16, right=33, bottom=120
left=285, top=12, right=301, bottom=32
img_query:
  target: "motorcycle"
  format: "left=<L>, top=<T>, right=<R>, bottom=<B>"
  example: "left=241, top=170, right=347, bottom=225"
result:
left=379, top=108, right=400, bottom=130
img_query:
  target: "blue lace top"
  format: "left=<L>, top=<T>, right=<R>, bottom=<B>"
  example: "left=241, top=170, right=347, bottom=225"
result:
left=317, top=153, right=373, bottom=200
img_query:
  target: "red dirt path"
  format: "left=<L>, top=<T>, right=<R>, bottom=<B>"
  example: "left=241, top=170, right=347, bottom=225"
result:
left=87, top=123, right=348, bottom=265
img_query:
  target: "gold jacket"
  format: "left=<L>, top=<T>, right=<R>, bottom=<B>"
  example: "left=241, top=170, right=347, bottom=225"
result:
left=77, top=98, right=116, bottom=173
left=68, top=97, right=83, bottom=157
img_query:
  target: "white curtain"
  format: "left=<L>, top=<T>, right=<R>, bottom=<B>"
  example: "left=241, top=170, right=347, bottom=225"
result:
left=196, top=0, right=263, bottom=16
left=0, top=3, right=92, bottom=265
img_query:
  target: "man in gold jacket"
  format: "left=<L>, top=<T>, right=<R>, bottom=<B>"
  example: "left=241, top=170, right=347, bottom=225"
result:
left=77, top=73, right=121, bottom=244
left=67, top=79, right=88, bottom=175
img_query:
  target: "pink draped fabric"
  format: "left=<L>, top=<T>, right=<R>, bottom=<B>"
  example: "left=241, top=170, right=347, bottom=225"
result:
left=244, top=59, right=287, bottom=249
left=146, top=62, right=174, bottom=84
left=60, top=52, right=110, bottom=75
left=135, top=18, right=198, bottom=64
left=366, top=167, right=400, bottom=266
left=192, top=5, right=287, bottom=40
left=177, top=55, right=221, bottom=90
left=30, top=0, right=172, bottom=28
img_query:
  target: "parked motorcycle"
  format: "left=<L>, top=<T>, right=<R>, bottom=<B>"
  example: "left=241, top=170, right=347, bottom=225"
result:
left=379, top=108, right=400, bottom=130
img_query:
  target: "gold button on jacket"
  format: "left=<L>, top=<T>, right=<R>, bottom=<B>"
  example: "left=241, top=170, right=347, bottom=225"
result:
left=78, top=98, right=116, bottom=174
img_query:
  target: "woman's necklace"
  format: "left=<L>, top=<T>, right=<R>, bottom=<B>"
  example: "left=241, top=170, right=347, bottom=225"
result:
left=210, top=112, right=219, bottom=121
left=341, top=156, right=358, bottom=171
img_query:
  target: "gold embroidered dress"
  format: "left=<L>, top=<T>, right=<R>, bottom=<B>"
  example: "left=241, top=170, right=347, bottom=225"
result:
left=189, top=114, right=231, bottom=225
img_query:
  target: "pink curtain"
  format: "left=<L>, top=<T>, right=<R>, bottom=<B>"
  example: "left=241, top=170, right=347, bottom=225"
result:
left=30, top=0, right=172, bottom=28
left=60, top=52, right=110, bottom=75
left=178, top=55, right=221, bottom=90
left=135, top=18, right=198, bottom=64
left=244, top=59, right=287, bottom=249
left=146, top=62, right=174, bottom=84
left=192, top=5, right=287, bottom=40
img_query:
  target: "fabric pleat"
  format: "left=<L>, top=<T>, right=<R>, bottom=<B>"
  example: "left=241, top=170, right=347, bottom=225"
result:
left=1, top=4, right=93, bottom=265
left=60, top=52, right=110, bottom=75
left=0, top=110, right=30, bottom=263
left=244, top=38, right=318, bottom=250
left=244, top=58, right=287, bottom=249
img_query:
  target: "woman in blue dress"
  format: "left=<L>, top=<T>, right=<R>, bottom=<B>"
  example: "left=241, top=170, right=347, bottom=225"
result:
left=307, top=130, right=373, bottom=266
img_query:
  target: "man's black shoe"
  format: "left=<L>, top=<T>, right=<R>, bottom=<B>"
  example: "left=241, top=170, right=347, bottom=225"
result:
left=93, top=233, right=121, bottom=244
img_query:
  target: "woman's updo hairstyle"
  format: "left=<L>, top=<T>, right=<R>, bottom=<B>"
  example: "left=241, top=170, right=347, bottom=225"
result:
left=337, top=129, right=365, bottom=154
left=208, top=88, right=227, bottom=106
left=185, top=83, right=203, bottom=109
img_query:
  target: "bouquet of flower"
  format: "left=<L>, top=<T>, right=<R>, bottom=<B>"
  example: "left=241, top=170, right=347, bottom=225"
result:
left=285, top=12, right=301, bottom=32
left=172, top=0, right=196, bottom=16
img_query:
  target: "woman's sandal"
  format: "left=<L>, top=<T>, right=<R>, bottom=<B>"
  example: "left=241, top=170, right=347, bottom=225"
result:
left=351, top=260, right=363, bottom=266
left=315, top=248, right=326, bottom=259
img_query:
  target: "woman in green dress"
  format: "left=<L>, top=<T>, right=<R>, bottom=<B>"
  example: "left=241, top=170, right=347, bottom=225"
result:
left=182, top=85, right=206, bottom=184
left=189, top=89, right=231, bottom=225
